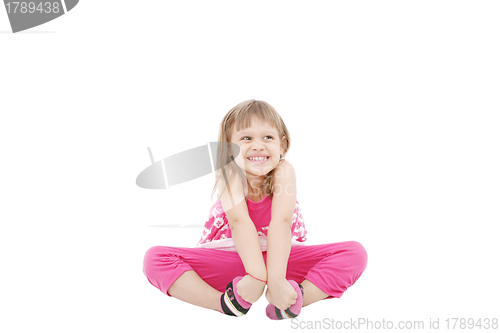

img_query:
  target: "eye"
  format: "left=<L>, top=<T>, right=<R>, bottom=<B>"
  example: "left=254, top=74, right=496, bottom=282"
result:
left=241, top=135, right=273, bottom=141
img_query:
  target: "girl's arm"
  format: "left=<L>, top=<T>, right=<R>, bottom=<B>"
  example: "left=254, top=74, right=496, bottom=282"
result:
left=219, top=172, right=267, bottom=302
left=266, top=160, right=299, bottom=309
left=227, top=202, right=268, bottom=282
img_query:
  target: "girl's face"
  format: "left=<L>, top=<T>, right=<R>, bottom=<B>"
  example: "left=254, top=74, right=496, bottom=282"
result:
left=230, top=116, right=284, bottom=179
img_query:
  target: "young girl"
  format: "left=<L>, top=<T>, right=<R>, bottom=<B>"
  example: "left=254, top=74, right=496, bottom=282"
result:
left=143, top=100, right=368, bottom=319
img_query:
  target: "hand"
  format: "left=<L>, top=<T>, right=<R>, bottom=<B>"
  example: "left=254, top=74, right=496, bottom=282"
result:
left=265, top=278, right=297, bottom=310
left=236, top=274, right=266, bottom=304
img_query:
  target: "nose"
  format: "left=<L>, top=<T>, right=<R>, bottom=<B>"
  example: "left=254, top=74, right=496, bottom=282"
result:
left=252, top=143, right=266, bottom=151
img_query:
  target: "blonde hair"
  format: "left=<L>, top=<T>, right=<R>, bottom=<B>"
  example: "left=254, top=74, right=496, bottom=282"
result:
left=211, top=99, right=291, bottom=202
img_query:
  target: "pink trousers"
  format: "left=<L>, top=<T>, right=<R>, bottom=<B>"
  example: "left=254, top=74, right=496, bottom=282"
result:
left=143, top=241, right=367, bottom=299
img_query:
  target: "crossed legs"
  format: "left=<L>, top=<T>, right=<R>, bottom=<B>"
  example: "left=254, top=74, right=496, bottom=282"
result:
left=143, top=241, right=367, bottom=313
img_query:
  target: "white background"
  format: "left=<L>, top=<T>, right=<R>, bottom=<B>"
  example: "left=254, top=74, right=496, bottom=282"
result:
left=1, top=1, right=499, bottom=332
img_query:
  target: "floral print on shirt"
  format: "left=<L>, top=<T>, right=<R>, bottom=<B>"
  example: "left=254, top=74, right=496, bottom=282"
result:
left=197, top=200, right=307, bottom=246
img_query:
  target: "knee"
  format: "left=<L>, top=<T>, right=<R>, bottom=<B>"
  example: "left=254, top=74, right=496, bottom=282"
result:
left=142, top=246, right=164, bottom=278
left=345, top=241, right=368, bottom=273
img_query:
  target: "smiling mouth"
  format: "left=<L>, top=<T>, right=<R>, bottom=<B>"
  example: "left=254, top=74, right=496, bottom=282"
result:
left=247, top=156, right=269, bottom=163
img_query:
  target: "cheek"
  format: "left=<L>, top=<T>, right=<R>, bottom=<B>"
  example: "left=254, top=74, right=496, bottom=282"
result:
left=234, top=152, right=249, bottom=170
left=235, top=152, right=246, bottom=164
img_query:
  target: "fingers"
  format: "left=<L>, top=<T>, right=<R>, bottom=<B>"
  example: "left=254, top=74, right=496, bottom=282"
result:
left=277, top=302, right=294, bottom=310
left=276, top=304, right=289, bottom=310
left=275, top=297, right=297, bottom=310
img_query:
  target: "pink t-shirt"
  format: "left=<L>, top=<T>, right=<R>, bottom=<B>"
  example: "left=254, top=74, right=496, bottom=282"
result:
left=197, top=194, right=307, bottom=246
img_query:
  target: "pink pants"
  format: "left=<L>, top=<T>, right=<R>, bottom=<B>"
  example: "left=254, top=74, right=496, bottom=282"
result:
left=143, top=241, right=367, bottom=299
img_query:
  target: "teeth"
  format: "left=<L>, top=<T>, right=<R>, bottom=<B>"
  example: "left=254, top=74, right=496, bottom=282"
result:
left=248, top=156, right=268, bottom=161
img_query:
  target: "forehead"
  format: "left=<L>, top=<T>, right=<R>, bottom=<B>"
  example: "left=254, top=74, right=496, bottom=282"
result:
left=233, top=116, right=279, bottom=134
